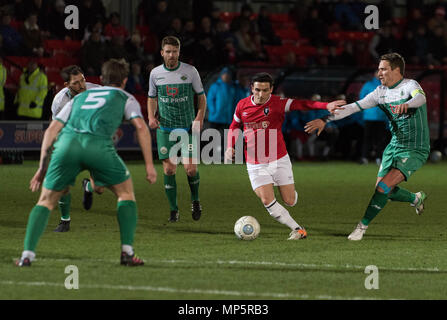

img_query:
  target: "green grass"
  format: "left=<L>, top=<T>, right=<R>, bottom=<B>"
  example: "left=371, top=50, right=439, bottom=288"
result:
left=1, top=160, right=446, bottom=300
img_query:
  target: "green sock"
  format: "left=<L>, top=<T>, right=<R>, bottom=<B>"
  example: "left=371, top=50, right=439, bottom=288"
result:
left=361, top=190, right=389, bottom=226
left=117, top=200, right=137, bottom=246
left=164, top=174, right=178, bottom=211
left=388, top=186, right=416, bottom=203
left=59, top=193, right=71, bottom=220
left=187, top=172, right=200, bottom=202
left=24, top=205, right=51, bottom=252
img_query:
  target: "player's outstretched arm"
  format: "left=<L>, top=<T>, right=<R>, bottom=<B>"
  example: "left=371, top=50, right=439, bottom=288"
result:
left=131, top=117, right=157, bottom=184
left=30, top=120, right=64, bottom=192
left=326, top=100, right=346, bottom=114
left=304, top=118, right=327, bottom=136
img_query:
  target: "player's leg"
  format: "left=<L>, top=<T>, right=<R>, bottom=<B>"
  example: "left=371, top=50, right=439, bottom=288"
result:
left=163, top=159, right=179, bottom=222
left=54, top=188, right=72, bottom=232
left=107, top=178, right=143, bottom=266
left=17, top=188, right=66, bottom=266
left=183, top=160, right=201, bottom=221
left=182, top=132, right=201, bottom=220
left=348, top=168, right=405, bottom=241
left=82, top=175, right=104, bottom=211
left=157, top=129, right=180, bottom=222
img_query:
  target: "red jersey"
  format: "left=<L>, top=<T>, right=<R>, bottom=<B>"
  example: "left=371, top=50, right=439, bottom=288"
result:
left=227, top=94, right=328, bottom=164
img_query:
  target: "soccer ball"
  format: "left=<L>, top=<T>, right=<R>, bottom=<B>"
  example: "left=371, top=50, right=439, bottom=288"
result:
left=234, top=216, right=260, bottom=240
left=430, top=150, right=442, bottom=163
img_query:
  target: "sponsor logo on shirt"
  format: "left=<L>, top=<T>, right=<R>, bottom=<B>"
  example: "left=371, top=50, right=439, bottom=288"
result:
left=245, top=121, right=270, bottom=130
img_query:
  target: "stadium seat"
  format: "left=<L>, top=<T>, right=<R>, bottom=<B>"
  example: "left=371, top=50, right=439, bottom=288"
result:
left=269, top=13, right=292, bottom=23
left=220, top=12, right=239, bottom=23
left=85, top=76, right=101, bottom=85
left=276, top=29, right=300, bottom=41
left=44, top=40, right=82, bottom=54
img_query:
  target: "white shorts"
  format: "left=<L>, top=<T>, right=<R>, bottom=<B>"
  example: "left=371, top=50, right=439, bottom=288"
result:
left=247, top=154, right=295, bottom=190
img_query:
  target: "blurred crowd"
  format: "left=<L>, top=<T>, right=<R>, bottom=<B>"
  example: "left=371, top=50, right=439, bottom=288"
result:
left=1, top=0, right=446, bottom=161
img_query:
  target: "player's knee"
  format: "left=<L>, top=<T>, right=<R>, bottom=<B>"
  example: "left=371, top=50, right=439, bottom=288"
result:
left=284, top=191, right=298, bottom=207
left=94, top=186, right=105, bottom=194
left=185, top=167, right=197, bottom=177
left=164, top=167, right=176, bottom=175
left=376, top=181, right=392, bottom=195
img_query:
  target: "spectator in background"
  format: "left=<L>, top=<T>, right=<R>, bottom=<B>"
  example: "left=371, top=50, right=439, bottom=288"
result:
left=20, top=12, right=45, bottom=57
left=230, top=4, right=257, bottom=34
left=300, top=7, right=329, bottom=47
left=221, top=37, right=237, bottom=65
left=125, top=61, right=146, bottom=95
left=192, top=0, right=214, bottom=28
left=359, top=74, right=390, bottom=165
left=406, top=7, right=426, bottom=34
left=14, top=59, right=48, bottom=119
left=427, top=25, right=447, bottom=65
left=334, top=0, right=364, bottom=31
left=149, top=0, right=173, bottom=40
left=181, top=19, right=197, bottom=64
left=106, top=35, right=130, bottom=62
left=82, top=20, right=105, bottom=44
left=206, top=67, right=237, bottom=159
left=427, top=6, right=447, bottom=36
left=104, top=12, right=129, bottom=41
left=333, top=93, right=364, bottom=161
left=78, top=0, right=106, bottom=35
left=47, top=0, right=78, bottom=40
left=234, top=20, right=265, bottom=61
left=369, top=21, right=400, bottom=61
left=209, top=6, right=222, bottom=32
left=234, top=72, right=250, bottom=102
left=257, top=5, right=281, bottom=46
left=126, top=30, right=145, bottom=63
left=166, top=17, right=183, bottom=39
left=0, top=12, right=23, bottom=55
left=81, top=28, right=107, bottom=76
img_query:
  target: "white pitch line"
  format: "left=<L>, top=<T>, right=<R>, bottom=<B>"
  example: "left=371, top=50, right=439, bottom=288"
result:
left=12, top=257, right=442, bottom=273
left=0, top=280, right=383, bottom=300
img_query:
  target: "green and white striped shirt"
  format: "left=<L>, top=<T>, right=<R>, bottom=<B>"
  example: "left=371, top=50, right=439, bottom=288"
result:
left=329, top=78, right=429, bottom=152
left=148, top=62, right=204, bottom=130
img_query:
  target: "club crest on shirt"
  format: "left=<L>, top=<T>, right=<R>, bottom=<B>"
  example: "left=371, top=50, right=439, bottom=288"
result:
left=263, top=107, right=270, bottom=116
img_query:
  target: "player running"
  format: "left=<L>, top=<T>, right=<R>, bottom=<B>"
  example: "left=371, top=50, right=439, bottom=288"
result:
left=305, top=52, right=429, bottom=241
left=51, top=65, right=101, bottom=232
left=225, top=72, right=345, bottom=240
left=148, top=36, right=206, bottom=222
left=16, top=59, right=157, bottom=267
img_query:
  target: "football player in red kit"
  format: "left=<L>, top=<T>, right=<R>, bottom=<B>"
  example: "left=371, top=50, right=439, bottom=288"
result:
left=225, top=72, right=344, bottom=239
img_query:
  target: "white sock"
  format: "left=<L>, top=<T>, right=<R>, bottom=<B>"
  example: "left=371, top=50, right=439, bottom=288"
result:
left=121, top=245, right=134, bottom=256
left=265, top=199, right=300, bottom=230
left=21, top=250, right=36, bottom=261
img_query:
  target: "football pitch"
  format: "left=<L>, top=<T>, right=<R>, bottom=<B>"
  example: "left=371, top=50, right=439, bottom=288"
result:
left=0, top=160, right=446, bottom=300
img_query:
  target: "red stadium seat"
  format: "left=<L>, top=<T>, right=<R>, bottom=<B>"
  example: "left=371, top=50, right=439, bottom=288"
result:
left=269, top=13, right=292, bottom=23
left=85, top=76, right=101, bottom=85
left=44, top=40, right=82, bottom=54
left=220, top=12, right=239, bottom=23
left=276, top=29, right=300, bottom=41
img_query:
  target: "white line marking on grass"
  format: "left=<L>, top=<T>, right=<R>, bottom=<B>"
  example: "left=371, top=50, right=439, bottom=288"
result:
left=12, top=257, right=442, bottom=273
left=0, top=280, right=384, bottom=300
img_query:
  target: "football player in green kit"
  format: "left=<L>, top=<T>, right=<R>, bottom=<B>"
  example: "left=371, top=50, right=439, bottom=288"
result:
left=16, top=59, right=157, bottom=266
left=305, top=53, right=429, bottom=241
left=148, top=36, right=206, bottom=222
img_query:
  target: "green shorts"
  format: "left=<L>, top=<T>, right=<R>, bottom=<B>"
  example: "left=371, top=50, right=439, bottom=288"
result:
left=156, top=128, right=198, bottom=160
left=378, top=144, right=429, bottom=181
left=43, top=132, right=130, bottom=191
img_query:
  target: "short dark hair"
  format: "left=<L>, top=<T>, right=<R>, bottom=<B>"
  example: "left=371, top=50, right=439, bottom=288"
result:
left=251, top=72, right=274, bottom=87
left=101, top=59, right=129, bottom=86
left=60, top=65, right=84, bottom=82
left=381, top=52, right=405, bottom=75
left=161, top=35, right=181, bottom=49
